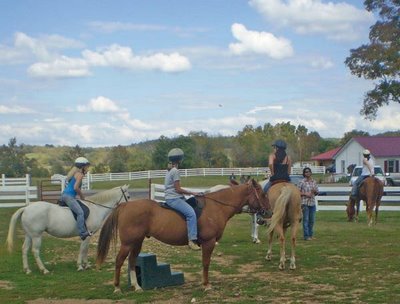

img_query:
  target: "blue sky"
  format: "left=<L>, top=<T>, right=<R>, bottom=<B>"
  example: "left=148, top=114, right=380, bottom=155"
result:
left=1, top=0, right=399, bottom=147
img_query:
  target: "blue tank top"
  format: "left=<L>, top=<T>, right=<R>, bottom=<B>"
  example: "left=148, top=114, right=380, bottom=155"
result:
left=63, top=176, right=79, bottom=197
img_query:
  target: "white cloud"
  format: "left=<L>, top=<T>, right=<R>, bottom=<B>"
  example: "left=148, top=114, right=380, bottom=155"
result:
left=229, top=23, right=294, bottom=59
left=28, top=56, right=90, bottom=78
left=77, top=96, right=120, bottom=113
left=310, top=57, right=334, bottom=69
left=247, top=105, right=283, bottom=114
left=83, top=44, right=191, bottom=72
left=0, top=104, right=35, bottom=114
left=249, top=0, right=374, bottom=41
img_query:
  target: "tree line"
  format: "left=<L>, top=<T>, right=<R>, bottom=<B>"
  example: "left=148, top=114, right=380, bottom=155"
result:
left=1, top=122, right=399, bottom=178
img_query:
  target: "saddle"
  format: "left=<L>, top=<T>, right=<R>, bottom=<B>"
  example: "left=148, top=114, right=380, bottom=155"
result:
left=58, top=199, right=90, bottom=221
left=271, top=179, right=290, bottom=186
left=160, top=196, right=205, bottom=220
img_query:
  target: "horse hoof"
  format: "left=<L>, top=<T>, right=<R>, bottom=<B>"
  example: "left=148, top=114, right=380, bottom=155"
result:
left=43, top=269, right=50, bottom=275
left=204, top=284, right=212, bottom=292
left=279, top=264, right=285, bottom=271
left=113, top=288, right=122, bottom=294
left=265, top=255, right=272, bottom=261
left=290, top=265, right=296, bottom=270
left=252, top=238, right=260, bottom=244
left=25, top=269, right=32, bottom=274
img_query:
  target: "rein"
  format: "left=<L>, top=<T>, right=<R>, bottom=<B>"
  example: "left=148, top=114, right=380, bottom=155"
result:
left=200, top=183, right=260, bottom=214
left=84, top=187, right=129, bottom=209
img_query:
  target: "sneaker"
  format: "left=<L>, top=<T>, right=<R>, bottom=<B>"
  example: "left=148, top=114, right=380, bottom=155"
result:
left=80, top=231, right=93, bottom=241
left=304, top=237, right=312, bottom=241
left=188, top=241, right=201, bottom=251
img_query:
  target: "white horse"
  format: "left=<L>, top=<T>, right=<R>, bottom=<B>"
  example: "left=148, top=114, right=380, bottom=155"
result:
left=6, top=185, right=130, bottom=274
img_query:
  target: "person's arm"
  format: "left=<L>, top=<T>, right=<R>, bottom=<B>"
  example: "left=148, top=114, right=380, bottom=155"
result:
left=73, top=172, right=85, bottom=200
left=174, top=180, right=199, bottom=196
left=268, top=154, right=275, bottom=176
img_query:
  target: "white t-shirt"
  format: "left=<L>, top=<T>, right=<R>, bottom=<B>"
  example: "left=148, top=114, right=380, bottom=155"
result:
left=361, top=157, right=375, bottom=176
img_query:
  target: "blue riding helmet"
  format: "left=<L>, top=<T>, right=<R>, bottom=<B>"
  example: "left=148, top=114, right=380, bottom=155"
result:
left=272, top=139, right=287, bottom=149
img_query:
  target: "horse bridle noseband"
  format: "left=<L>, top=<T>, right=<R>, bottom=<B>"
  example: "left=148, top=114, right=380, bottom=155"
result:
left=85, top=187, right=130, bottom=209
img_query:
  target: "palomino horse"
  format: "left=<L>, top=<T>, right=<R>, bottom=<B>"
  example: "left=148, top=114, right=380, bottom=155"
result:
left=346, top=177, right=383, bottom=226
left=262, top=181, right=302, bottom=270
left=6, top=185, right=130, bottom=274
left=96, top=179, right=270, bottom=293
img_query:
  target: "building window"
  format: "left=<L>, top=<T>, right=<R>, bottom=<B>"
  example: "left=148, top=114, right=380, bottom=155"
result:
left=385, top=160, right=400, bottom=173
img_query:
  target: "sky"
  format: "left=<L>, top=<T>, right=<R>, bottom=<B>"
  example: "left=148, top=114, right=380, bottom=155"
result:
left=1, top=0, right=399, bottom=147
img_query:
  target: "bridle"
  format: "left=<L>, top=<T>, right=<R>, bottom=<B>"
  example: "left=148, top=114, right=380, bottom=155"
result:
left=200, top=182, right=264, bottom=214
left=84, top=186, right=130, bottom=209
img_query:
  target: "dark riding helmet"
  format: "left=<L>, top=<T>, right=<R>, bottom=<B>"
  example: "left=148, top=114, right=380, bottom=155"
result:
left=168, top=148, right=184, bottom=162
left=272, top=139, right=287, bottom=150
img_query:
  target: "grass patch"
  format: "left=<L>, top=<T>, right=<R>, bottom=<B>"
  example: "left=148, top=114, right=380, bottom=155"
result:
left=1, top=207, right=400, bottom=303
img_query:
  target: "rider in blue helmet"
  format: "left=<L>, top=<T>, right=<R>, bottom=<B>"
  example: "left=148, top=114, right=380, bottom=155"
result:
left=263, top=139, right=292, bottom=193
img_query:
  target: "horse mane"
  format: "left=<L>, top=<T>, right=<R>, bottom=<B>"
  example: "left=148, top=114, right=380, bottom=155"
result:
left=86, top=185, right=128, bottom=205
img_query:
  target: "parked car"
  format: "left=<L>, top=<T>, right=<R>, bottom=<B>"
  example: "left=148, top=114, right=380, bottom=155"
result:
left=325, top=164, right=336, bottom=173
left=386, top=173, right=400, bottom=186
left=289, top=174, right=303, bottom=186
left=349, top=165, right=387, bottom=186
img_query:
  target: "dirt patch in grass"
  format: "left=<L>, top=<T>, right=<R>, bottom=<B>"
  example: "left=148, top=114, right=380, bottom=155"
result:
left=0, top=280, right=14, bottom=290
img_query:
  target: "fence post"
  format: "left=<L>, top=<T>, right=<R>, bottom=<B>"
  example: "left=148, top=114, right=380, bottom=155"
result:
left=25, top=174, right=30, bottom=204
left=1, top=174, right=4, bottom=186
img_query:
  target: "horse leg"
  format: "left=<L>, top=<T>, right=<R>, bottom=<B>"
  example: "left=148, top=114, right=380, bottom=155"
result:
left=31, top=236, right=49, bottom=274
left=251, top=214, right=260, bottom=244
left=77, top=238, right=90, bottom=271
left=201, top=239, right=216, bottom=291
left=265, top=231, right=274, bottom=261
left=289, top=222, right=299, bottom=270
left=127, top=242, right=143, bottom=292
left=113, top=243, right=132, bottom=293
left=22, top=235, right=32, bottom=274
left=355, top=200, right=360, bottom=222
left=275, top=226, right=286, bottom=270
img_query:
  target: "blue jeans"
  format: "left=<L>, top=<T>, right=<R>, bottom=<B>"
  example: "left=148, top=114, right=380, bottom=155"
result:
left=263, top=181, right=271, bottom=193
left=302, top=205, right=316, bottom=239
left=351, top=175, right=368, bottom=197
left=62, top=194, right=87, bottom=237
left=165, top=197, right=198, bottom=241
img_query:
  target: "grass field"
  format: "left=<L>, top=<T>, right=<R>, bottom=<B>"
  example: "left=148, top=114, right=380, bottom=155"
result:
left=1, top=206, right=400, bottom=303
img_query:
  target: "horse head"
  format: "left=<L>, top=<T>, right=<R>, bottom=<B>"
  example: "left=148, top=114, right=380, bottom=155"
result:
left=247, top=179, right=272, bottom=218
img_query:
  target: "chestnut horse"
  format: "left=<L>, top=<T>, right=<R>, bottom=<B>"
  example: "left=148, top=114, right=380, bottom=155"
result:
left=346, top=177, right=383, bottom=226
left=264, top=182, right=302, bottom=270
left=96, top=179, right=270, bottom=293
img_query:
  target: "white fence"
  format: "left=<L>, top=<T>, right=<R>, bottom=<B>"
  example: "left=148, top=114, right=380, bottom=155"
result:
left=86, top=166, right=326, bottom=188
left=0, top=174, right=37, bottom=207
left=150, top=183, right=400, bottom=211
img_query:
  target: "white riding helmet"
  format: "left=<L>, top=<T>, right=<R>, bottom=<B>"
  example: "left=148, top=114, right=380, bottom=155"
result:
left=75, top=157, right=90, bottom=167
left=363, top=149, right=370, bottom=155
left=168, top=148, right=184, bottom=162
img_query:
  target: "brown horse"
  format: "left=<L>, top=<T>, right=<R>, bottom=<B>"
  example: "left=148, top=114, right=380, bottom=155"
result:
left=264, top=182, right=302, bottom=270
left=346, top=177, right=383, bottom=226
left=96, top=179, right=270, bottom=293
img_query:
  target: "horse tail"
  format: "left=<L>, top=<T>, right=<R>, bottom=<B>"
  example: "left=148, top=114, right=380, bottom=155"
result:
left=96, top=205, right=121, bottom=267
left=267, top=186, right=292, bottom=234
left=6, top=207, right=25, bottom=252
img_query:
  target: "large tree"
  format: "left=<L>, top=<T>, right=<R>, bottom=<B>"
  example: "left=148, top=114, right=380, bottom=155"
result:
left=345, top=0, right=400, bottom=119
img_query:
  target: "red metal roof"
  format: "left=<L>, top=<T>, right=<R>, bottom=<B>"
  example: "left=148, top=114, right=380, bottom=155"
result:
left=354, top=136, right=400, bottom=157
left=311, top=147, right=341, bottom=161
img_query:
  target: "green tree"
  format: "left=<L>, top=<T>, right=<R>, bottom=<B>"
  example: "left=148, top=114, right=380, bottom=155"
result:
left=340, top=129, right=370, bottom=146
left=345, top=0, right=400, bottom=119
left=108, top=145, right=130, bottom=172
left=0, top=138, right=28, bottom=177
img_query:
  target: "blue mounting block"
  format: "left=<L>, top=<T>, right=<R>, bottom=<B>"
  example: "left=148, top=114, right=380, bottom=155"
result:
left=128, top=253, right=184, bottom=290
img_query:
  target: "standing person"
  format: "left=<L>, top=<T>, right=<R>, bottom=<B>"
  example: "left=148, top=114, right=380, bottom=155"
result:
left=61, top=157, right=92, bottom=240
left=298, top=167, right=319, bottom=241
left=263, top=139, right=291, bottom=193
left=164, top=148, right=202, bottom=251
left=350, top=149, right=375, bottom=199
